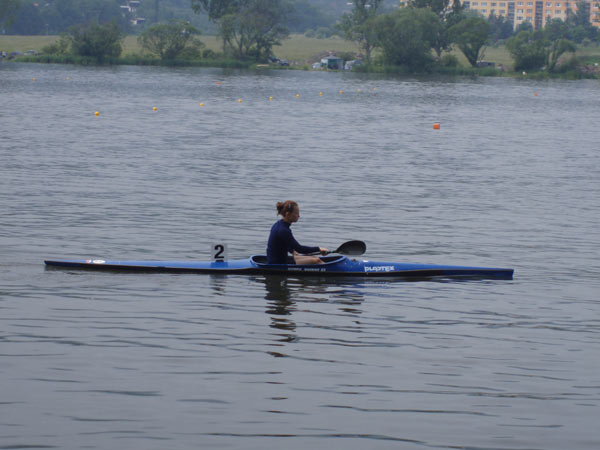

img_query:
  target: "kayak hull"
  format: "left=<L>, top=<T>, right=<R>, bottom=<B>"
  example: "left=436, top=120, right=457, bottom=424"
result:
left=45, top=255, right=514, bottom=280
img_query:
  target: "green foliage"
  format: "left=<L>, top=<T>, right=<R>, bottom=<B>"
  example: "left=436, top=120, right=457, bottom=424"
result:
left=68, top=21, right=123, bottom=63
left=337, top=0, right=384, bottom=63
left=410, top=0, right=465, bottom=58
left=314, top=27, right=334, bottom=39
left=440, top=53, right=459, bottom=67
left=487, top=14, right=514, bottom=43
left=506, top=28, right=576, bottom=72
left=448, top=16, right=490, bottom=67
left=41, top=33, right=71, bottom=55
left=515, top=21, right=533, bottom=34
left=193, top=0, right=290, bottom=61
left=202, top=48, right=217, bottom=59
left=374, top=8, right=440, bottom=70
left=506, top=31, right=547, bottom=71
left=546, top=37, right=577, bottom=71
left=138, top=20, right=203, bottom=60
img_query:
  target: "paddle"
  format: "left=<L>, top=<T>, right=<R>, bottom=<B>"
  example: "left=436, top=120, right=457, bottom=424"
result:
left=322, top=240, right=366, bottom=256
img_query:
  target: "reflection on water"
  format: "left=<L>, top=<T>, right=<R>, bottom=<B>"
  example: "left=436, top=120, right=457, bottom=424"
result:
left=260, top=275, right=367, bottom=349
left=262, top=275, right=297, bottom=344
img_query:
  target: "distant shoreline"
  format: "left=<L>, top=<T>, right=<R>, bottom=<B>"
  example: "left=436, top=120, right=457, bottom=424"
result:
left=2, top=34, right=599, bottom=79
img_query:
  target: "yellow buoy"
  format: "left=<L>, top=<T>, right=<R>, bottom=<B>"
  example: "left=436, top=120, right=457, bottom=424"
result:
left=319, top=91, right=323, bottom=96
left=269, top=96, right=273, bottom=101
left=94, top=111, right=100, bottom=116
left=32, top=77, right=36, bottom=81
left=433, top=123, right=441, bottom=130
left=153, top=106, right=157, bottom=111
left=296, top=94, right=300, bottom=98
left=339, top=90, right=343, bottom=94
left=373, top=87, right=376, bottom=92
left=238, top=99, right=243, bottom=103
left=200, top=102, right=205, bottom=107
left=357, top=89, right=361, bottom=93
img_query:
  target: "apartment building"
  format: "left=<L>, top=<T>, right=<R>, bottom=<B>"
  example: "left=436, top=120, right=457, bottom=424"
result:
left=398, top=0, right=600, bottom=30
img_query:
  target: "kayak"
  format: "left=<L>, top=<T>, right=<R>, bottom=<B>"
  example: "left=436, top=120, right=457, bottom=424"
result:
left=44, top=255, right=514, bottom=280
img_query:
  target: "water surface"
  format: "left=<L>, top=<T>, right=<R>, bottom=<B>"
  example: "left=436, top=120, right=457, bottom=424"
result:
left=1, top=63, right=599, bottom=449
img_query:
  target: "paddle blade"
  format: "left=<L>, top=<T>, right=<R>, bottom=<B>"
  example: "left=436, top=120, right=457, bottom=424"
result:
left=334, top=240, right=366, bottom=256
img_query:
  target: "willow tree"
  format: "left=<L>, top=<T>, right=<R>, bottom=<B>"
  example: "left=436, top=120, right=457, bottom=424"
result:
left=190, top=0, right=291, bottom=60
left=337, top=0, right=384, bottom=64
left=448, top=15, right=490, bottom=67
left=410, top=0, right=465, bottom=59
left=375, top=8, right=441, bottom=71
left=138, top=20, right=202, bottom=60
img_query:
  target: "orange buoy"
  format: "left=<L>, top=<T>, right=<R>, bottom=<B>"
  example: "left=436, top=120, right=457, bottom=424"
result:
left=433, top=123, right=441, bottom=130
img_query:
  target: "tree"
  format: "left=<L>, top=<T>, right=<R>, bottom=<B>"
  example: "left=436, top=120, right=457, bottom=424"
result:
left=487, top=14, right=514, bottom=43
left=567, top=1, right=590, bottom=27
left=68, top=21, right=123, bottom=62
left=191, top=0, right=290, bottom=60
left=566, top=1, right=598, bottom=42
left=337, top=0, right=384, bottom=64
left=546, top=37, right=576, bottom=71
left=0, top=0, right=21, bottom=30
left=506, top=30, right=547, bottom=70
left=410, top=0, right=465, bottom=58
left=138, top=20, right=202, bottom=59
left=506, top=28, right=576, bottom=71
left=448, top=15, right=490, bottom=67
left=374, top=8, right=440, bottom=70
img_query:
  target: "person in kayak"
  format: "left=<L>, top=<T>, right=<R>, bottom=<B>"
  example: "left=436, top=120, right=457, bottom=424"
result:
left=267, top=201, right=328, bottom=265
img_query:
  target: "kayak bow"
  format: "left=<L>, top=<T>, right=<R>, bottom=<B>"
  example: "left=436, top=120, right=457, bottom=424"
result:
left=45, top=255, right=513, bottom=280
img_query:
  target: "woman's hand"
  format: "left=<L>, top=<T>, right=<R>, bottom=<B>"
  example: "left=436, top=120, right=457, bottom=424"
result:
left=319, top=247, right=329, bottom=255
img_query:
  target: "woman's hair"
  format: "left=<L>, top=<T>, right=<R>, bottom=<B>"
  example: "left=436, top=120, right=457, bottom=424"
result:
left=276, top=200, right=298, bottom=216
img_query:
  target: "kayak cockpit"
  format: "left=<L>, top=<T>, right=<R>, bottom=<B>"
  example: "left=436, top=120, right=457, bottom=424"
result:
left=250, top=255, right=346, bottom=266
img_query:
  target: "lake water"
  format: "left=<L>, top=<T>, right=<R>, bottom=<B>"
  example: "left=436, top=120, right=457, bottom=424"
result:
left=1, top=62, right=599, bottom=450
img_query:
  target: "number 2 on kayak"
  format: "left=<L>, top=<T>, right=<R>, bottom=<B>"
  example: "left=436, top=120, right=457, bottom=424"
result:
left=212, top=243, right=228, bottom=262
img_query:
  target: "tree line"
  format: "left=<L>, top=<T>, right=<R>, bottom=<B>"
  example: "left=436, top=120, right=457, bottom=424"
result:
left=6, top=0, right=599, bottom=73
left=1, top=0, right=337, bottom=35
left=336, top=0, right=597, bottom=72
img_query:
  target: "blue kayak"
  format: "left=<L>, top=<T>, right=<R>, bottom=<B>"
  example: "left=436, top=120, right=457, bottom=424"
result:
left=44, top=255, right=513, bottom=280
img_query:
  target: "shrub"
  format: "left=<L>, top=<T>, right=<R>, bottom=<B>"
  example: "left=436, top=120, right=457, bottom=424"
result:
left=69, top=21, right=123, bottom=63
left=440, top=54, right=459, bottom=67
left=41, top=34, right=70, bottom=56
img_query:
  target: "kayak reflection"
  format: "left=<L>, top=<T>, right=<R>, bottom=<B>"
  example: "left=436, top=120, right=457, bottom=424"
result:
left=254, top=275, right=367, bottom=349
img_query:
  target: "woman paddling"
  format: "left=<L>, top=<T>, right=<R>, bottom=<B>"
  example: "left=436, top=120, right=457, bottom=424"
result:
left=267, top=201, right=328, bottom=265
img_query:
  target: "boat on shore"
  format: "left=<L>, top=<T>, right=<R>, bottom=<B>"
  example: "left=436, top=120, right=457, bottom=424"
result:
left=45, top=255, right=514, bottom=280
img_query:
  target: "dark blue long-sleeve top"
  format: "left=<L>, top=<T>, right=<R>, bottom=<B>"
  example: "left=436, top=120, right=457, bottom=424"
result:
left=266, top=219, right=320, bottom=264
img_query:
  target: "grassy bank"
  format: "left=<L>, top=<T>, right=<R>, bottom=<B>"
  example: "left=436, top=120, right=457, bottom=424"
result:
left=2, top=34, right=599, bottom=76
left=0, top=34, right=358, bottom=63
